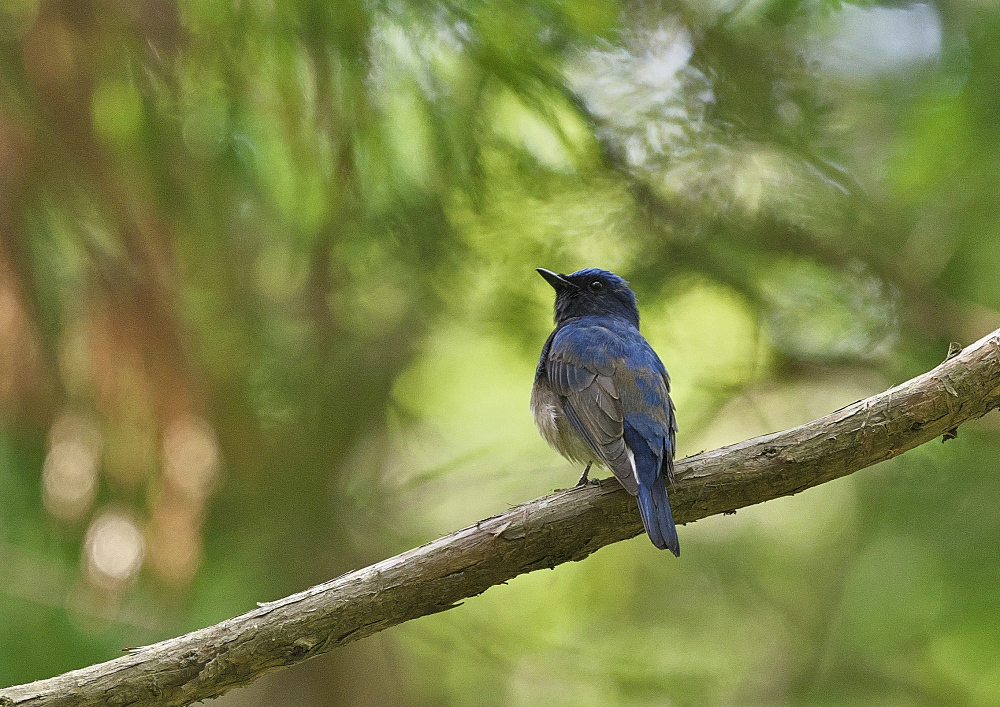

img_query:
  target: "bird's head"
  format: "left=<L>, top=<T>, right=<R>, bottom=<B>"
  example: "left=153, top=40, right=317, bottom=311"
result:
left=537, top=268, right=640, bottom=327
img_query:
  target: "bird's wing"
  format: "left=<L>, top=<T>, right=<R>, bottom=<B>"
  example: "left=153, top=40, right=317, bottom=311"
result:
left=545, top=329, right=638, bottom=495
left=616, top=343, right=677, bottom=486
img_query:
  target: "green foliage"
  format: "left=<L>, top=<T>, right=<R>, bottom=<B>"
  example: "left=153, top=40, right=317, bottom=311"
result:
left=0, top=0, right=999, bottom=704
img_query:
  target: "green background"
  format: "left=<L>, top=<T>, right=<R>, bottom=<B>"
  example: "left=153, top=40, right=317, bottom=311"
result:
left=1, top=0, right=999, bottom=704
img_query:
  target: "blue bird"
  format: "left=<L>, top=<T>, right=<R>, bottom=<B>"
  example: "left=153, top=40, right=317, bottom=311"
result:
left=531, top=268, right=680, bottom=555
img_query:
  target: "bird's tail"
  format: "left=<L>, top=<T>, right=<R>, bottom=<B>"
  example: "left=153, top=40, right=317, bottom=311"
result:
left=636, top=473, right=679, bottom=557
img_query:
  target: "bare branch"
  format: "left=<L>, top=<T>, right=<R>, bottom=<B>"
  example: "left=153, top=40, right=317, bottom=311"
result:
left=3, top=328, right=1000, bottom=707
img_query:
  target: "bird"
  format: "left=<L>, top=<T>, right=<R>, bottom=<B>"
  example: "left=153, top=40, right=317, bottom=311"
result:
left=531, top=267, right=680, bottom=555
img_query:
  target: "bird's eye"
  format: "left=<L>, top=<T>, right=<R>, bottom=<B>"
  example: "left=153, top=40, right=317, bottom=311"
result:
left=590, top=280, right=604, bottom=292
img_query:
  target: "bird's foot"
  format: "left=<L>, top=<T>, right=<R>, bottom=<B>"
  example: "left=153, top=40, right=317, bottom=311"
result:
left=574, top=462, right=593, bottom=488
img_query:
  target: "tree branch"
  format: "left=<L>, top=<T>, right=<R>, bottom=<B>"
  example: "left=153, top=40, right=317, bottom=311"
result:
left=4, top=328, right=1000, bottom=707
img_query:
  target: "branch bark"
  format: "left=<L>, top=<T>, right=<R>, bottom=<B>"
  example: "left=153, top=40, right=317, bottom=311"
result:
left=4, top=328, right=1000, bottom=707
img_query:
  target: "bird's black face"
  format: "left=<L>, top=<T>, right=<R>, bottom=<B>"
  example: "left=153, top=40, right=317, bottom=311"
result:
left=538, top=268, right=640, bottom=326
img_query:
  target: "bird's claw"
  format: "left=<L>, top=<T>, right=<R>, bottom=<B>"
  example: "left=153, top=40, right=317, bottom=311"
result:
left=574, top=462, right=593, bottom=488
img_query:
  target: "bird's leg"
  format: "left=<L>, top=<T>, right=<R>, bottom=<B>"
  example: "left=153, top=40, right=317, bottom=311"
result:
left=575, top=462, right=593, bottom=487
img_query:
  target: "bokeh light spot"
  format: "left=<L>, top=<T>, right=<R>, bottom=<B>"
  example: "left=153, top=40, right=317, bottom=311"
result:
left=162, top=415, right=220, bottom=502
left=42, top=412, right=102, bottom=522
left=84, top=511, right=145, bottom=589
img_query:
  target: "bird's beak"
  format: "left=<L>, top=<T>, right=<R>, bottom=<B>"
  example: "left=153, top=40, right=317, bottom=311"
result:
left=537, top=268, right=573, bottom=291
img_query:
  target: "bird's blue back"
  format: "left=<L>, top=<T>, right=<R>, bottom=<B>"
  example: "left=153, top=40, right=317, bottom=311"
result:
left=548, top=315, right=676, bottom=475
left=533, top=289, right=679, bottom=554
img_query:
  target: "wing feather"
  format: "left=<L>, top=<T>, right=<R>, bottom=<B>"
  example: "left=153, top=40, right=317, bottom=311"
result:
left=546, top=341, right=638, bottom=494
